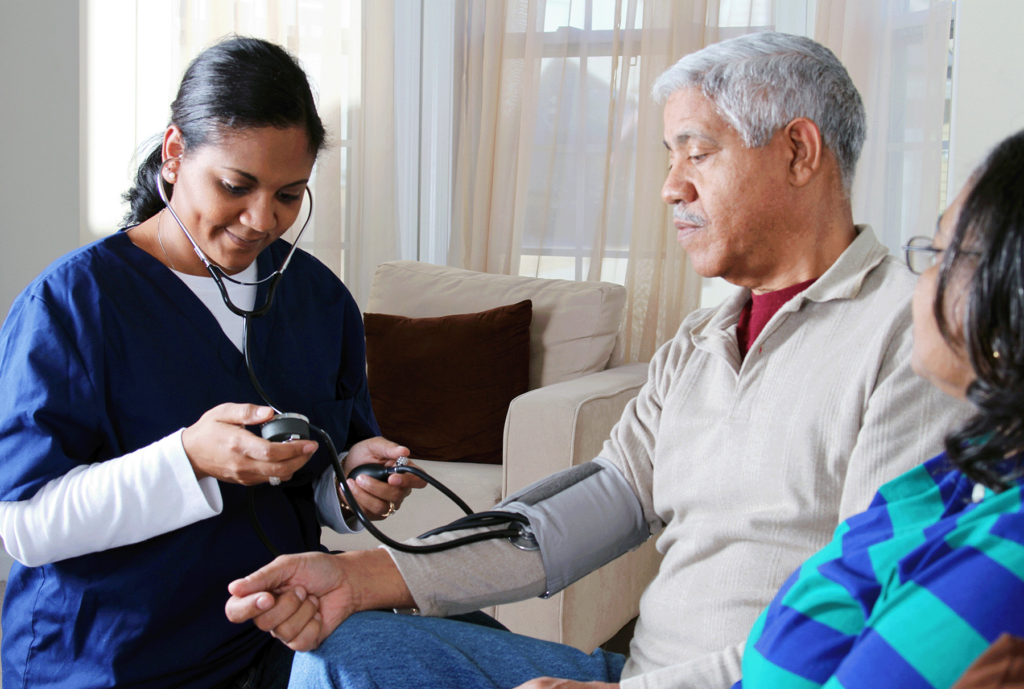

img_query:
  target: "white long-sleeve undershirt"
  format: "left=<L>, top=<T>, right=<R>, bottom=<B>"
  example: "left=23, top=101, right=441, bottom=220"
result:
left=0, top=262, right=359, bottom=566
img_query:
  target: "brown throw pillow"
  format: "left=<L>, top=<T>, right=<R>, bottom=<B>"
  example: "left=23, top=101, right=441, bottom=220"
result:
left=364, top=300, right=532, bottom=464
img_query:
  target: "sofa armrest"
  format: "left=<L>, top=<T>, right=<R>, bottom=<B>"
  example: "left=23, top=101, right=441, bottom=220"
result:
left=502, top=363, right=648, bottom=495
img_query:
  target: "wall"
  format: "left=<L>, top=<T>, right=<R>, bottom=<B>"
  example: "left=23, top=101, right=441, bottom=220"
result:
left=948, top=0, right=1024, bottom=199
left=0, top=0, right=81, bottom=585
left=0, top=1, right=81, bottom=323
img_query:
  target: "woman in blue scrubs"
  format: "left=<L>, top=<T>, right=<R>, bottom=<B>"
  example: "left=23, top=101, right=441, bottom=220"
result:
left=0, top=36, right=418, bottom=689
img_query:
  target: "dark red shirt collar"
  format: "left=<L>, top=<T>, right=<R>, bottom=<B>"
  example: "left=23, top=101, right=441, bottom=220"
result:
left=736, top=278, right=817, bottom=359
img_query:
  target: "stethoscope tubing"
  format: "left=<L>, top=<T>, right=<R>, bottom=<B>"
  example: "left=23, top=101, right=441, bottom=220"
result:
left=158, top=158, right=526, bottom=558
left=315, top=424, right=528, bottom=555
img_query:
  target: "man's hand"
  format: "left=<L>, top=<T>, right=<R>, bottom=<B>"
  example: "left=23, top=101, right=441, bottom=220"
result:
left=183, top=404, right=317, bottom=484
left=340, top=437, right=426, bottom=519
left=225, top=549, right=414, bottom=651
left=226, top=552, right=346, bottom=650
left=515, top=681, right=619, bottom=689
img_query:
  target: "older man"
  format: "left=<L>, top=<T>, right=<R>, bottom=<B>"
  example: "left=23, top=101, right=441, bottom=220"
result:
left=226, top=32, right=970, bottom=689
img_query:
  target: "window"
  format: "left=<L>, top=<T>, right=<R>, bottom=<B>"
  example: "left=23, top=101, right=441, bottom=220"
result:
left=510, top=0, right=775, bottom=286
left=514, top=0, right=646, bottom=284
left=83, top=1, right=359, bottom=281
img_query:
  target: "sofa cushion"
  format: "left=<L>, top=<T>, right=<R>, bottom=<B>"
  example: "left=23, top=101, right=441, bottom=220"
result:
left=367, top=261, right=626, bottom=390
left=364, top=300, right=532, bottom=464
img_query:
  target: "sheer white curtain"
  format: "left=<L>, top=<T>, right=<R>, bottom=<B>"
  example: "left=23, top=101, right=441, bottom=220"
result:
left=449, top=0, right=763, bottom=363
left=446, top=0, right=952, bottom=361
left=85, top=0, right=952, bottom=358
left=816, top=0, right=953, bottom=253
left=84, top=0, right=399, bottom=306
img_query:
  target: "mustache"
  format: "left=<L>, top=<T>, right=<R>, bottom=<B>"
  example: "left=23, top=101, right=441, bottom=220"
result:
left=673, top=206, right=707, bottom=227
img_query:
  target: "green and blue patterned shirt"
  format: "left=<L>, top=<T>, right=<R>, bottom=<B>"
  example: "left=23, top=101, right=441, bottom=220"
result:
left=735, top=452, right=1024, bottom=689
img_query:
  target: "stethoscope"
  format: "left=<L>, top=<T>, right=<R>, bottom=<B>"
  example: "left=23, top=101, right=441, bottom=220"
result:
left=156, top=159, right=529, bottom=557
left=156, top=157, right=312, bottom=321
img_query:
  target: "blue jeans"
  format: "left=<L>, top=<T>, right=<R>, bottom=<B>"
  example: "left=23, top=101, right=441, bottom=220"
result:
left=289, top=611, right=626, bottom=688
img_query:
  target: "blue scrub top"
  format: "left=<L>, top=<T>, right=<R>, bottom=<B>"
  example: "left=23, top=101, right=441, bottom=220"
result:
left=0, top=231, right=378, bottom=688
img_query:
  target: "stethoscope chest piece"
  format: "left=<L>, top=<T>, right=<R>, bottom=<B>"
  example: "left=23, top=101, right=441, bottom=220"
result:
left=261, top=413, right=310, bottom=442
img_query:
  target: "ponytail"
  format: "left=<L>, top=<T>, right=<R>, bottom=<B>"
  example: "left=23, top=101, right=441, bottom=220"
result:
left=122, top=141, right=166, bottom=226
left=120, top=36, right=326, bottom=228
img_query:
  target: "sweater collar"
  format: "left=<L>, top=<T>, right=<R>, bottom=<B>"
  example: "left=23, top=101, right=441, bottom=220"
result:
left=699, top=225, right=886, bottom=327
left=801, top=225, right=889, bottom=304
left=690, top=225, right=889, bottom=350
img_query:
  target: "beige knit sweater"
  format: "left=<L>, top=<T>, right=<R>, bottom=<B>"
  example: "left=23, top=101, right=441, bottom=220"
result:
left=387, top=226, right=974, bottom=689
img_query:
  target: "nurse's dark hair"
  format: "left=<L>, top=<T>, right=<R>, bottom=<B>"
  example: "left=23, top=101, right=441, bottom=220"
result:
left=123, top=35, right=326, bottom=225
left=935, top=128, right=1024, bottom=490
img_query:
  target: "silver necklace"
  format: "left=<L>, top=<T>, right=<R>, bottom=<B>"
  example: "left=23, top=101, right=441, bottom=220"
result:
left=156, top=209, right=178, bottom=271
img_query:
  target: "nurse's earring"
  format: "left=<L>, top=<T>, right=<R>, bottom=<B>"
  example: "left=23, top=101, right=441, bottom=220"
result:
left=162, top=156, right=181, bottom=184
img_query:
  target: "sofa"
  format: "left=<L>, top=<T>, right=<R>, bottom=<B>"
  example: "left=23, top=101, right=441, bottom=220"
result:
left=320, top=260, right=661, bottom=653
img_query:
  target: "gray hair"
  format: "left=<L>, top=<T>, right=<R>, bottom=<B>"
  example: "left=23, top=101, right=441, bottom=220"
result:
left=652, top=32, right=866, bottom=196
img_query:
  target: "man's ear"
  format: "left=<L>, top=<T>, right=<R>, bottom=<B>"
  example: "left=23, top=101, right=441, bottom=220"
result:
left=784, top=117, right=822, bottom=188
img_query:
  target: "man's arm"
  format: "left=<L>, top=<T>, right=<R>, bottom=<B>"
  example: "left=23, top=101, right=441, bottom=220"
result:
left=338, top=342, right=676, bottom=621
left=385, top=526, right=548, bottom=616
left=390, top=456, right=649, bottom=615
left=226, top=441, right=653, bottom=643
left=227, top=336, right=680, bottom=646
left=225, top=461, right=634, bottom=642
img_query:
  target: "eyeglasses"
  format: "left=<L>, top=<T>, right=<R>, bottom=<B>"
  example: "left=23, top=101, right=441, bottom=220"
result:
left=902, top=236, right=942, bottom=274
left=902, top=235, right=982, bottom=275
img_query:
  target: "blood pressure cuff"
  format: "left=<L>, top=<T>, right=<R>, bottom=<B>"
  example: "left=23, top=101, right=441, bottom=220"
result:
left=497, top=457, right=649, bottom=597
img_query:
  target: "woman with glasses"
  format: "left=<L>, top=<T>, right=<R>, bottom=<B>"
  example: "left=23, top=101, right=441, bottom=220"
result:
left=903, top=234, right=982, bottom=275
left=732, top=129, right=1024, bottom=687
left=0, top=37, right=422, bottom=689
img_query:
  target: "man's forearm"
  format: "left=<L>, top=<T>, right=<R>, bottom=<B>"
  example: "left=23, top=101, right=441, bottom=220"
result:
left=385, top=528, right=547, bottom=616
left=343, top=548, right=418, bottom=612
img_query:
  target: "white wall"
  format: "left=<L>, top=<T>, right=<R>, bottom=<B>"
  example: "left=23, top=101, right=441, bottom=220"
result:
left=0, top=0, right=82, bottom=324
left=0, top=0, right=81, bottom=582
left=948, top=0, right=1024, bottom=199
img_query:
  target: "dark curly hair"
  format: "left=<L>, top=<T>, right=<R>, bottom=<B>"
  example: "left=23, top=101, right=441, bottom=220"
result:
left=122, top=35, right=327, bottom=226
left=935, top=129, right=1024, bottom=490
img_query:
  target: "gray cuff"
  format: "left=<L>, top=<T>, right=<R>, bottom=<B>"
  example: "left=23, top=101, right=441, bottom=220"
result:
left=498, top=457, right=649, bottom=596
left=385, top=528, right=546, bottom=617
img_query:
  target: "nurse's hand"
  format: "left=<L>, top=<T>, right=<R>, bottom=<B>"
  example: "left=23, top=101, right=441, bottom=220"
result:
left=338, top=438, right=427, bottom=520
left=182, top=404, right=318, bottom=485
